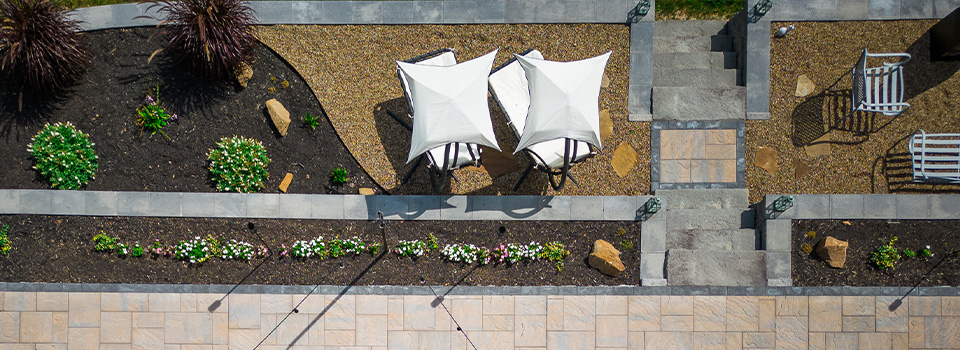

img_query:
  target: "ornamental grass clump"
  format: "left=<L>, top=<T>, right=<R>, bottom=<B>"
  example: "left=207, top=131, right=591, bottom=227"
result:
left=138, top=0, right=257, bottom=79
left=0, top=0, right=87, bottom=99
left=28, top=122, right=98, bottom=190
left=207, top=136, right=269, bottom=192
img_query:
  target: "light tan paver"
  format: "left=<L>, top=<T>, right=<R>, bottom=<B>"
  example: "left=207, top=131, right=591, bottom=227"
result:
left=659, top=129, right=738, bottom=183
left=5, top=292, right=36, bottom=311
left=3, top=293, right=960, bottom=349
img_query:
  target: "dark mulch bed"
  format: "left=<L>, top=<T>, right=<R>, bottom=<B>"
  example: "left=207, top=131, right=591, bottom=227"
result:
left=0, top=27, right=380, bottom=194
left=0, top=215, right=641, bottom=286
left=793, top=220, right=960, bottom=286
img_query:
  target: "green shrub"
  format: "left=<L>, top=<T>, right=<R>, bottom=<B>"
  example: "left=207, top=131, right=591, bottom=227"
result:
left=304, top=112, right=320, bottom=130
left=801, top=243, right=813, bottom=254
left=138, top=0, right=257, bottom=79
left=541, top=241, right=569, bottom=272
left=920, top=246, right=934, bottom=259
left=620, top=239, right=634, bottom=251
left=93, top=232, right=116, bottom=252
left=871, top=237, right=901, bottom=270
left=207, top=136, right=270, bottom=192
left=136, top=85, right=176, bottom=136
left=0, top=224, right=11, bottom=255
left=330, top=166, right=349, bottom=184
left=28, top=122, right=98, bottom=190
left=903, top=249, right=916, bottom=258
left=0, top=0, right=87, bottom=95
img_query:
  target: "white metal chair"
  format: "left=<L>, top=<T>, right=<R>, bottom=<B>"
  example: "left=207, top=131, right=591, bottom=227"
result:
left=488, top=49, right=596, bottom=191
left=909, top=129, right=960, bottom=183
left=851, top=49, right=911, bottom=116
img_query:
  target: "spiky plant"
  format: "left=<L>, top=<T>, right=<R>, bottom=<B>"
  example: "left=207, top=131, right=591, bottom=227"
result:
left=139, top=0, right=257, bottom=79
left=0, top=0, right=87, bottom=99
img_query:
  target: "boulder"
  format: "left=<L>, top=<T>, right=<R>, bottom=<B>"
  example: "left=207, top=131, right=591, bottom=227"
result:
left=815, top=236, right=848, bottom=268
left=236, top=62, right=253, bottom=88
left=588, top=240, right=625, bottom=276
left=265, top=99, right=291, bottom=136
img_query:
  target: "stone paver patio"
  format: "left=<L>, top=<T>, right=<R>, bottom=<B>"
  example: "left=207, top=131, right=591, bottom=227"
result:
left=2, top=291, right=957, bottom=349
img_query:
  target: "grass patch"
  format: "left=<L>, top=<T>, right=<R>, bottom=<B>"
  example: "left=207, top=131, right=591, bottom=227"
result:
left=655, top=0, right=744, bottom=20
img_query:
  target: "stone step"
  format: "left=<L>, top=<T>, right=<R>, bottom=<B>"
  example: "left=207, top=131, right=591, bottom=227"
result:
left=655, top=189, right=749, bottom=210
left=667, top=229, right=758, bottom=251
left=666, top=209, right=756, bottom=230
left=653, top=69, right=739, bottom=87
left=652, top=86, right=745, bottom=120
left=653, top=52, right=738, bottom=70
left=666, top=249, right=766, bottom=286
left=654, top=35, right=734, bottom=53
left=654, top=20, right=729, bottom=37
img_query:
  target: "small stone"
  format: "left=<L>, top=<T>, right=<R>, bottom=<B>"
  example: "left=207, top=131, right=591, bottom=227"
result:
left=795, top=74, right=815, bottom=97
left=358, top=188, right=375, bottom=195
left=754, top=147, right=778, bottom=175
left=599, top=110, right=613, bottom=141
left=266, top=99, right=291, bottom=136
left=236, top=62, right=253, bottom=88
left=794, top=159, right=810, bottom=178
left=815, top=236, right=848, bottom=268
left=805, top=134, right=831, bottom=157
left=601, top=73, right=611, bottom=88
left=588, top=239, right=625, bottom=276
left=278, top=173, right=293, bottom=193
left=611, top=141, right=637, bottom=178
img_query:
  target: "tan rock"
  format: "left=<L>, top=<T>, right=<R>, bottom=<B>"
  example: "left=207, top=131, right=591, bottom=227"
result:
left=236, top=62, right=253, bottom=88
left=266, top=99, right=291, bottom=136
left=815, top=236, right=848, bottom=268
left=358, top=188, right=375, bottom=195
left=588, top=240, right=625, bottom=276
left=599, top=110, right=613, bottom=141
left=795, top=74, right=815, bottom=97
left=754, top=147, right=778, bottom=175
left=278, top=173, right=293, bottom=193
left=794, top=159, right=810, bottom=179
left=601, top=73, right=611, bottom=88
left=612, top=142, right=638, bottom=178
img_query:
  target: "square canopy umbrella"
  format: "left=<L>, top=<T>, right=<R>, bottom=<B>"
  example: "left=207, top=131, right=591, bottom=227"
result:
left=392, top=49, right=501, bottom=192
left=505, top=51, right=611, bottom=190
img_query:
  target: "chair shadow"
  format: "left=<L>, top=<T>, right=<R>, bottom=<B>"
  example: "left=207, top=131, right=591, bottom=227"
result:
left=790, top=73, right=902, bottom=147
left=875, top=132, right=960, bottom=193
left=902, top=28, right=960, bottom=102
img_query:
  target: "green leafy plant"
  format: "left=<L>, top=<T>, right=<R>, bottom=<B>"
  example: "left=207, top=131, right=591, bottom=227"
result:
left=173, top=236, right=212, bottom=264
left=903, top=249, right=916, bottom=258
left=116, top=242, right=129, bottom=257
left=93, top=232, right=116, bottom=252
left=136, top=84, right=176, bottom=136
left=0, top=0, right=87, bottom=100
left=28, top=122, right=99, bottom=190
left=304, top=112, right=320, bottom=130
left=920, top=246, right=934, bottom=259
left=801, top=243, right=813, bottom=254
left=427, top=233, right=439, bottom=250
left=330, top=167, right=349, bottom=185
left=131, top=242, right=144, bottom=257
left=395, top=239, right=428, bottom=258
left=620, top=239, right=634, bottom=251
left=0, top=224, right=11, bottom=255
left=871, top=237, right=901, bottom=270
left=541, top=241, right=569, bottom=272
left=284, top=236, right=379, bottom=260
left=207, top=136, right=270, bottom=192
left=138, top=0, right=257, bottom=79
left=805, top=231, right=816, bottom=239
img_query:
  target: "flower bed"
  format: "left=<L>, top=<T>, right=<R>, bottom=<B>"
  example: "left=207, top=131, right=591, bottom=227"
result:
left=792, top=219, right=960, bottom=286
left=0, top=215, right=641, bottom=286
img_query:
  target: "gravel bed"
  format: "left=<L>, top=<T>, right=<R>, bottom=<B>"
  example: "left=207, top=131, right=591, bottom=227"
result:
left=747, top=20, right=960, bottom=202
left=255, top=24, right=650, bottom=195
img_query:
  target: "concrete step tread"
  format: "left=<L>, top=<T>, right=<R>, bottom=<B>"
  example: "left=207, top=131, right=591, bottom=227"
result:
left=655, top=188, right=749, bottom=210
left=654, top=35, right=734, bottom=54
left=655, top=20, right=729, bottom=37
left=666, top=228, right=758, bottom=251
left=653, top=69, right=740, bottom=87
left=666, top=249, right=766, bottom=286
left=653, top=52, right=738, bottom=70
left=652, top=86, right=745, bottom=120
left=666, top=208, right=756, bottom=230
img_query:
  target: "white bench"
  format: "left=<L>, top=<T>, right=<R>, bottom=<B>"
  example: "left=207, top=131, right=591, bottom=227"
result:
left=909, top=129, right=960, bottom=183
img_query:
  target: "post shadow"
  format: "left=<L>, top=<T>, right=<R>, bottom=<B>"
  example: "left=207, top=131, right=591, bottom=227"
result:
left=206, top=222, right=274, bottom=312
left=889, top=253, right=954, bottom=311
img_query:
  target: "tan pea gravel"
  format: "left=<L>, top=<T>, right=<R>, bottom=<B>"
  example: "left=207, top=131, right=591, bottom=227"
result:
left=255, top=24, right=650, bottom=195
left=748, top=20, right=960, bottom=203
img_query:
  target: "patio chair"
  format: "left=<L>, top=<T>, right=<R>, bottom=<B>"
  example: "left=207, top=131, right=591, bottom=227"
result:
left=851, top=49, right=911, bottom=117
left=909, top=129, right=960, bottom=183
left=389, top=49, right=501, bottom=193
left=488, top=49, right=608, bottom=191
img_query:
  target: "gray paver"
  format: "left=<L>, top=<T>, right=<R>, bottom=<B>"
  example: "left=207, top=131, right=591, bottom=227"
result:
left=862, top=194, right=897, bottom=219
left=504, top=0, right=536, bottom=23
left=837, top=0, right=870, bottom=19
left=84, top=191, right=118, bottom=216
left=570, top=196, right=603, bottom=220
left=765, top=251, right=790, bottom=279
left=0, top=190, right=20, bottom=214
left=312, top=195, right=344, bottom=219
left=149, top=192, right=182, bottom=217
left=896, top=195, right=931, bottom=219
left=469, top=196, right=506, bottom=220
left=564, top=1, right=597, bottom=22
left=216, top=193, right=247, bottom=217
left=640, top=252, right=666, bottom=279
left=20, top=190, right=52, bottom=214
left=900, top=0, right=934, bottom=18
left=51, top=191, right=85, bottom=215
left=640, top=218, right=666, bottom=252
left=604, top=196, right=639, bottom=221
left=117, top=191, right=150, bottom=216
left=763, top=220, right=791, bottom=251
left=354, top=1, right=382, bottom=23
left=931, top=195, right=960, bottom=218
left=829, top=194, right=864, bottom=219
left=378, top=195, right=442, bottom=220
left=439, top=195, right=471, bottom=220
left=935, top=0, right=960, bottom=17
left=869, top=0, right=901, bottom=19
left=382, top=1, right=442, bottom=24
left=534, top=0, right=566, bottom=23
left=343, top=195, right=375, bottom=220
left=277, top=194, right=313, bottom=219
left=794, top=194, right=830, bottom=219
left=181, top=193, right=219, bottom=217
left=246, top=193, right=280, bottom=218
left=320, top=1, right=356, bottom=24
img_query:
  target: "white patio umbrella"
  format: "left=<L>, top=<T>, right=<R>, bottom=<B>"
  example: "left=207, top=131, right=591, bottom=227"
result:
left=513, top=52, right=612, bottom=153
left=397, top=49, right=501, bottom=163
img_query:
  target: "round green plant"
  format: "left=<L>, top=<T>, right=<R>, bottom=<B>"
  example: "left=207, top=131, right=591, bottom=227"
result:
left=27, top=122, right=98, bottom=190
left=207, top=136, right=270, bottom=192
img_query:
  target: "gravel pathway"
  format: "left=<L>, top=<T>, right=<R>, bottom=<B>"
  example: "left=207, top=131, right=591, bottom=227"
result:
left=256, top=24, right=650, bottom=195
left=748, top=20, right=960, bottom=202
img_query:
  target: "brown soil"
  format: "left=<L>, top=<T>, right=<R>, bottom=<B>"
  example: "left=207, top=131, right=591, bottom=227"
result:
left=0, top=27, right=381, bottom=194
left=0, top=215, right=641, bottom=286
left=792, top=219, right=960, bottom=286
left=748, top=20, right=960, bottom=203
